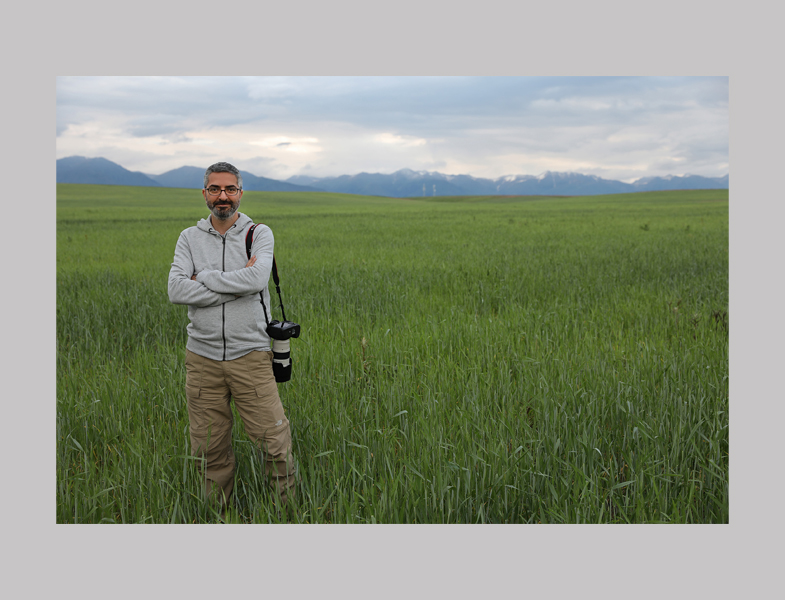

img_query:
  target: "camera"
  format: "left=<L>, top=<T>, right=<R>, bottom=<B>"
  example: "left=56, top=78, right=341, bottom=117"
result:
left=267, top=320, right=300, bottom=382
left=266, top=320, right=301, bottom=340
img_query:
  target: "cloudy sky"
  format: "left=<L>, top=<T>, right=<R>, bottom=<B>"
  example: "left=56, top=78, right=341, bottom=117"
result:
left=56, top=76, right=728, bottom=183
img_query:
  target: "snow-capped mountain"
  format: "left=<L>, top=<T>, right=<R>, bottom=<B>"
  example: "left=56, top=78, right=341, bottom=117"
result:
left=285, top=169, right=727, bottom=197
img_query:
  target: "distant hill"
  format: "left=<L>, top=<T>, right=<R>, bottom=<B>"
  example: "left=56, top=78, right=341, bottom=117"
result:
left=288, top=169, right=730, bottom=197
left=57, top=156, right=161, bottom=187
left=287, top=169, right=467, bottom=197
left=145, top=165, right=203, bottom=189
left=493, top=172, right=634, bottom=196
left=629, top=173, right=730, bottom=191
left=56, top=156, right=323, bottom=193
left=239, top=172, right=324, bottom=193
left=147, top=164, right=323, bottom=192
left=56, top=156, right=729, bottom=197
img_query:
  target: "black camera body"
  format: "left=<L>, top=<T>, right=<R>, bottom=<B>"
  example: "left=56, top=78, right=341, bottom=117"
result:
left=267, top=320, right=300, bottom=382
left=266, top=319, right=301, bottom=340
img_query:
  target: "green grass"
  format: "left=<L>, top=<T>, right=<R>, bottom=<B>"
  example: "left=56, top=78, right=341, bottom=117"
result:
left=57, top=184, right=729, bottom=523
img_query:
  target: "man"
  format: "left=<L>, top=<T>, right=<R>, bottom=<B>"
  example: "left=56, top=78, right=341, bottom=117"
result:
left=168, top=161, right=296, bottom=515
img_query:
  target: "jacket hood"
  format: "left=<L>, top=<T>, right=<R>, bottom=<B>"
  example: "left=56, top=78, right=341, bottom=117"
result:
left=196, top=212, right=253, bottom=236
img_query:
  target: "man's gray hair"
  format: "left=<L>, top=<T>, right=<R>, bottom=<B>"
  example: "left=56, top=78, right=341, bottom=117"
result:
left=204, top=162, right=243, bottom=189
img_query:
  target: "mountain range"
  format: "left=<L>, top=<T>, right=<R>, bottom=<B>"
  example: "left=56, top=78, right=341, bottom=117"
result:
left=56, top=156, right=321, bottom=193
left=56, top=156, right=729, bottom=198
left=288, top=168, right=729, bottom=196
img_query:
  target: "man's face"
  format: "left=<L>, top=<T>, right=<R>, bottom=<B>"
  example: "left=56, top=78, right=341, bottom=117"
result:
left=203, top=171, right=243, bottom=221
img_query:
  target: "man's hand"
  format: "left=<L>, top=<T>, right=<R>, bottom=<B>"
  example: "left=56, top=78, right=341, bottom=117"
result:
left=231, top=256, right=257, bottom=298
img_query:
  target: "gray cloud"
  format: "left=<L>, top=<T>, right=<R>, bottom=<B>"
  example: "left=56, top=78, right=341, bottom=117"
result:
left=55, top=76, right=728, bottom=180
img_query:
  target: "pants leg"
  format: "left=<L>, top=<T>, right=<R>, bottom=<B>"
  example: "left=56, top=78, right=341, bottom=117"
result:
left=224, top=350, right=297, bottom=504
left=185, top=350, right=235, bottom=507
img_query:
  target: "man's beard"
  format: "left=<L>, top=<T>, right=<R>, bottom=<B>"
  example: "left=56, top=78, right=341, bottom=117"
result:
left=208, top=198, right=239, bottom=221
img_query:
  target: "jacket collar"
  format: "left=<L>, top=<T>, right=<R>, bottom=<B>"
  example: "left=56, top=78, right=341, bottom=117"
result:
left=197, top=212, right=252, bottom=235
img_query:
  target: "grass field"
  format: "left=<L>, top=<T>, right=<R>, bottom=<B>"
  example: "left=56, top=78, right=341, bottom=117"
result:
left=56, top=184, right=729, bottom=523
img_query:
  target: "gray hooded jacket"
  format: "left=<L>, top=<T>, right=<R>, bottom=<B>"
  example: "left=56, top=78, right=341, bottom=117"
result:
left=168, top=212, right=274, bottom=361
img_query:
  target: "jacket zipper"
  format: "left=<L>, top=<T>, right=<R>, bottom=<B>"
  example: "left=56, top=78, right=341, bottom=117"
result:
left=221, top=235, right=226, bottom=361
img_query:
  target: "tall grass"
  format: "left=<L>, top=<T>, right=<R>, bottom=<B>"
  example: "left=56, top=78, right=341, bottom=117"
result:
left=57, top=185, right=728, bottom=523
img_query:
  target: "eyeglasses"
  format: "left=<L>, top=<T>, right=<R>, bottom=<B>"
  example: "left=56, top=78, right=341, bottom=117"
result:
left=205, top=186, right=241, bottom=197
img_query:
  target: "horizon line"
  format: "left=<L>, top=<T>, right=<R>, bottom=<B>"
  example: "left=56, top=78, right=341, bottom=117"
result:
left=56, top=155, right=730, bottom=185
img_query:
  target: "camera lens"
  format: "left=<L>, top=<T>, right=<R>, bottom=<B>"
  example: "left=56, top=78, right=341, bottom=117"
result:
left=271, top=339, right=292, bottom=382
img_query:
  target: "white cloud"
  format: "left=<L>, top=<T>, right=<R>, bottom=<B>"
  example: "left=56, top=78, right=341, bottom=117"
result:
left=374, top=132, right=427, bottom=147
left=250, top=136, right=322, bottom=153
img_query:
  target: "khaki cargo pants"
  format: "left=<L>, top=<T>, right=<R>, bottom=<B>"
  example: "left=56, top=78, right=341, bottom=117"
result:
left=185, top=349, right=297, bottom=507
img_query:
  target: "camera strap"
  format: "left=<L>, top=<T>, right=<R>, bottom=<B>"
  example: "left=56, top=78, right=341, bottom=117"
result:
left=246, top=223, right=289, bottom=325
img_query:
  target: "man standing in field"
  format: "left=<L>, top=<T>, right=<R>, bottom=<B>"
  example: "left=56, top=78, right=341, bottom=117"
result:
left=168, top=161, right=297, bottom=517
